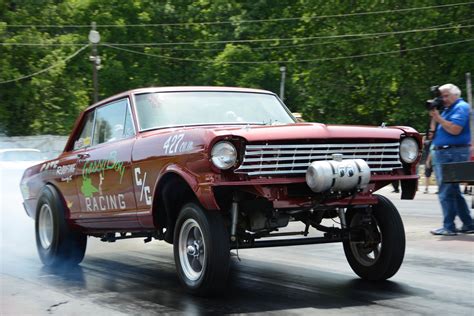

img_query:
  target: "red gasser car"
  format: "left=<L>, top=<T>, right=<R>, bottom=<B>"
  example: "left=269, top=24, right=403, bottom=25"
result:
left=20, top=87, right=421, bottom=295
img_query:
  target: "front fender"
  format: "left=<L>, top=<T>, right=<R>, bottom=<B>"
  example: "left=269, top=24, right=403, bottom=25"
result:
left=154, top=164, right=220, bottom=210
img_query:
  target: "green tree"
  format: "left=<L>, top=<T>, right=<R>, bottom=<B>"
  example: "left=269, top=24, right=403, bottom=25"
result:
left=1, top=0, right=473, bottom=135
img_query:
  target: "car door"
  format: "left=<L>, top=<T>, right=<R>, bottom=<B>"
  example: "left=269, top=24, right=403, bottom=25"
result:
left=73, top=98, right=138, bottom=229
left=62, top=109, right=95, bottom=218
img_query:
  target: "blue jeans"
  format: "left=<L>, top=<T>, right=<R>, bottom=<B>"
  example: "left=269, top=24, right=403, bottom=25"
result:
left=433, top=147, right=473, bottom=231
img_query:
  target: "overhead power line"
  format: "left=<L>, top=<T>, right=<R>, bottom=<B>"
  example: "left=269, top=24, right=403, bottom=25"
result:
left=154, top=18, right=474, bottom=51
left=0, top=44, right=89, bottom=84
left=0, top=24, right=474, bottom=47
left=4, top=1, right=473, bottom=28
left=1, top=19, right=471, bottom=51
left=103, top=38, right=474, bottom=64
left=121, top=18, right=474, bottom=51
left=0, top=43, right=88, bottom=46
left=102, top=24, right=474, bottom=47
left=112, top=19, right=474, bottom=51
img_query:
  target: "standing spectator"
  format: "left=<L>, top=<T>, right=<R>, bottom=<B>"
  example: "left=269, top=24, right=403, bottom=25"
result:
left=430, top=84, right=473, bottom=235
left=421, top=133, right=433, bottom=193
left=424, top=152, right=436, bottom=194
left=391, top=180, right=400, bottom=193
left=421, top=131, right=437, bottom=194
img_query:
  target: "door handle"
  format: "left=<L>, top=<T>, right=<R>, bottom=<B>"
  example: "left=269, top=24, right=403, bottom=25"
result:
left=77, top=153, right=90, bottom=160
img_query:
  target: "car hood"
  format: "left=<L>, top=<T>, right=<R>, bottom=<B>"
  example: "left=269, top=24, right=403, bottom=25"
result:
left=209, top=123, right=407, bottom=142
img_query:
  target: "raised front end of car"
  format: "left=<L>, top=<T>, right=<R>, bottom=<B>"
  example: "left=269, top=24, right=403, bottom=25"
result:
left=20, top=86, right=421, bottom=296
left=183, top=122, right=421, bottom=293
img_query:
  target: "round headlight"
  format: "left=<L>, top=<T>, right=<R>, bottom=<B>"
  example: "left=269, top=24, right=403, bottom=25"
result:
left=400, top=137, right=419, bottom=163
left=211, top=141, right=237, bottom=170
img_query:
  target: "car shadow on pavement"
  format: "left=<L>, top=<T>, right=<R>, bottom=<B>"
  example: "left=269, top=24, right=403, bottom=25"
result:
left=36, top=252, right=432, bottom=314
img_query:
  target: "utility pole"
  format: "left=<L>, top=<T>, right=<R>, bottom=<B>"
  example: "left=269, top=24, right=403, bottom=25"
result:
left=279, top=66, right=286, bottom=101
left=88, top=22, right=101, bottom=103
left=466, top=72, right=473, bottom=156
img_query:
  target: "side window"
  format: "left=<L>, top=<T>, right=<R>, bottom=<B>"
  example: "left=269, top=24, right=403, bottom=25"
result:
left=123, top=105, right=135, bottom=138
left=73, top=111, right=94, bottom=150
left=92, top=99, right=134, bottom=145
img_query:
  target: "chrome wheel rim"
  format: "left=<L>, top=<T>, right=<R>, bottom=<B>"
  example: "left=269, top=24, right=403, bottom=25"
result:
left=38, top=204, right=54, bottom=249
left=349, top=213, right=382, bottom=267
left=178, top=218, right=205, bottom=281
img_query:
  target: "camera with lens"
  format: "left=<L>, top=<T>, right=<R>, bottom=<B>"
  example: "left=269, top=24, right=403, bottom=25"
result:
left=425, top=85, right=444, bottom=111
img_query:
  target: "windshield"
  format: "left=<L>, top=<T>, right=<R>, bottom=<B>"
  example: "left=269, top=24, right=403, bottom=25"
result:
left=134, top=91, right=295, bottom=130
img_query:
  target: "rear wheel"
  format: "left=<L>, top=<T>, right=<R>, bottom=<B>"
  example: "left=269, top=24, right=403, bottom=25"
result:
left=35, top=185, right=87, bottom=267
left=173, top=202, right=230, bottom=295
left=343, top=194, right=405, bottom=280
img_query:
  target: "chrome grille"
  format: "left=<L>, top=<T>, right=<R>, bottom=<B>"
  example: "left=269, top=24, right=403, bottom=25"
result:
left=235, top=142, right=402, bottom=176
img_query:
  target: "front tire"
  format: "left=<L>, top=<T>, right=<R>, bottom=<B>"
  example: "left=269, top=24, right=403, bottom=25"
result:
left=343, top=194, right=405, bottom=281
left=173, top=202, right=230, bottom=295
left=35, top=185, right=87, bottom=267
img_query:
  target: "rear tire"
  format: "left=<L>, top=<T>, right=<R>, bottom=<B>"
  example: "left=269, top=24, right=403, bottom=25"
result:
left=35, top=185, right=87, bottom=267
left=173, top=202, right=230, bottom=295
left=343, top=194, right=405, bottom=281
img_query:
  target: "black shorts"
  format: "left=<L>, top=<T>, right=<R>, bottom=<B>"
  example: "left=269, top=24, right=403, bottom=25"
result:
left=424, top=166, right=433, bottom=177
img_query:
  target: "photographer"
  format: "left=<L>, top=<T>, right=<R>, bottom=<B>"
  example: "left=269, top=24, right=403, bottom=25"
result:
left=429, top=83, right=473, bottom=236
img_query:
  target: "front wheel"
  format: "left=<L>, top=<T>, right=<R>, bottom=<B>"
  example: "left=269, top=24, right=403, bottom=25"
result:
left=173, top=202, right=230, bottom=295
left=343, top=194, right=405, bottom=281
left=35, top=185, right=87, bottom=267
